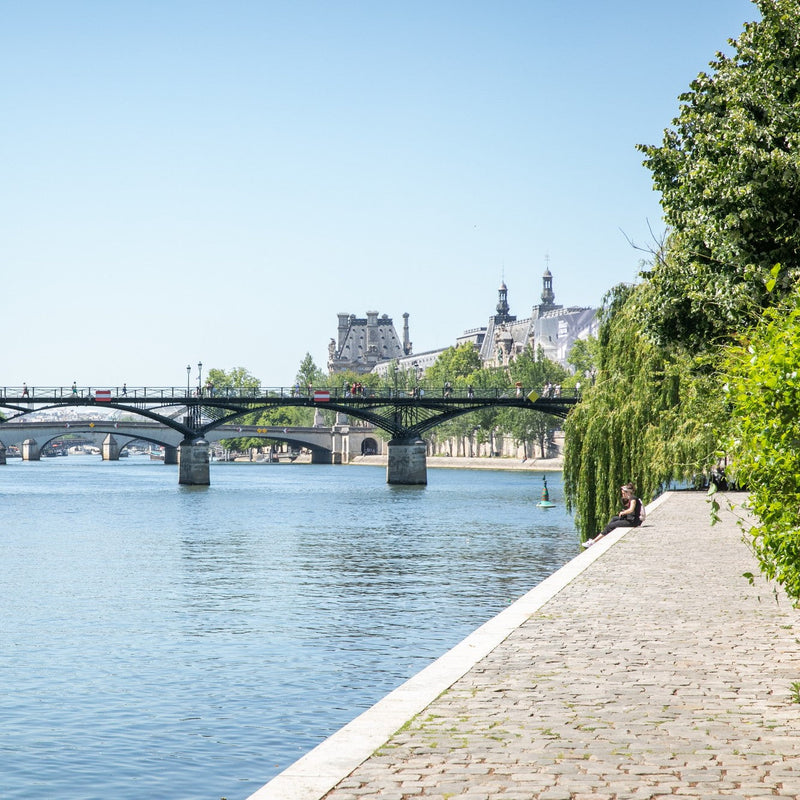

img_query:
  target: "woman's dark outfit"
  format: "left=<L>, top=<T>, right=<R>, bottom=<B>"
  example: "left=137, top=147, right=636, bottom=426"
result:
left=599, top=497, right=642, bottom=536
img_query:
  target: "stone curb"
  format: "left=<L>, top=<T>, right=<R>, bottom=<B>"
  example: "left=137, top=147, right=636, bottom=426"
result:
left=245, top=492, right=673, bottom=800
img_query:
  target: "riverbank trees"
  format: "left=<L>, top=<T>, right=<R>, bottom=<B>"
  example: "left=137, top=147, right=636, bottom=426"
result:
left=423, top=343, right=571, bottom=460
left=564, top=0, right=800, bottom=600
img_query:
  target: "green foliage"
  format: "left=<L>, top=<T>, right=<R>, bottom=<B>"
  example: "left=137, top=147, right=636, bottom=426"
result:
left=724, top=289, right=800, bottom=601
left=509, top=344, right=569, bottom=390
left=566, top=0, right=800, bottom=601
left=564, top=285, right=726, bottom=538
left=332, top=369, right=381, bottom=392
left=628, top=1, right=800, bottom=598
left=505, top=346, right=570, bottom=457
left=424, top=343, right=482, bottom=386
left=424, top=345, right=571, bottom=457
left=427, top=363, right=506, bottom=447
left=382, top=360, right=419, bottom=394
left=790, top=682, right=800, bottom=705
left=637, top=0, right=800, bottom=348
left=566, top=336, right=599, bottom=380
left=204, top=366, right=263, bottom=449
left=295, top=353, right=327, bottom=389
left=206, top=366, right=260, bottom=391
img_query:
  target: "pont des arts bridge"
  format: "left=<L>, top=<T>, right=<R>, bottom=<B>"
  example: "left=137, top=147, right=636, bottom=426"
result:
left=0, top=385, right=578, bottom=486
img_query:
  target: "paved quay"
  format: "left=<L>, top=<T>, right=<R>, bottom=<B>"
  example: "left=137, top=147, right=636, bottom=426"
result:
left=249, top=491, right=800, bottom=800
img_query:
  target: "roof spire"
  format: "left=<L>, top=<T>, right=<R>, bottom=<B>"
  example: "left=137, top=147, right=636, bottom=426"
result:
left=541, top=255, right=555, bottom=306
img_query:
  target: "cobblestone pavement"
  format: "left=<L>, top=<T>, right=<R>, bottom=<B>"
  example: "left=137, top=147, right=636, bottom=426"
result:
left=322, top=492, right=800, bottom=799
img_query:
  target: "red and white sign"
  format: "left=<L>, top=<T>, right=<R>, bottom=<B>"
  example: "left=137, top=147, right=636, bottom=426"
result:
left=95, top=389, right=112, bottom=402
left=313, top=390, right=330, bottom=402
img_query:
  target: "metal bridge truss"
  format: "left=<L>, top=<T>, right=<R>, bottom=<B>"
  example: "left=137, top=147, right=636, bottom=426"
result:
left=0, top=388, right=578, bottom=441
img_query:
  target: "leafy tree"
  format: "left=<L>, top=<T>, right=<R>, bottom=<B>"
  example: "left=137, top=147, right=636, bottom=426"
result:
left=508, top=345, right=568, bottom=393
left=206, top=366, right=260, bottom=393
left=566, top=337, right=599, bottom=382
left=564, top=284, right=726, bottom=539
left=295, top=353, right=327, bottom=390
left=628, top=1, right=800, bottom=598
left=426, top=365, right=506, bottom=454
left=505, top=346, right=570, bottom=458
left=566, top=1, right=800, bottom=565
left=723, top=283, right=800, bottom=601
left=424, top=343, right=482, bottom=389
left=637, top=0, right=800, bottom=349
left=458, top=365, right=508, bottom=453
left=203, top=366, right=263, bottom=450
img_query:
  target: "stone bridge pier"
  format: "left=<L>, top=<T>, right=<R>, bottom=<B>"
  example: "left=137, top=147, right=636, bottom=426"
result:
left=22, top=439, right=40, bottom=461
left=386, top=436, right=427, bottom=485
left=102, top=434, right=120, bottom=461
left=178, top=438, right=210, bottom=485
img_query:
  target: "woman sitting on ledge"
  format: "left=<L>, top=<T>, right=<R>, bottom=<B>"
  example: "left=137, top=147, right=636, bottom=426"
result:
left=582, top=484, right=642, bottom=548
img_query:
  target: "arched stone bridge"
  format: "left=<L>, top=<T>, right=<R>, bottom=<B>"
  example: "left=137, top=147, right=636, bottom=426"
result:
left=0, top=420, right=380, bottom=466
left=0, top=384, right=578, bottom=485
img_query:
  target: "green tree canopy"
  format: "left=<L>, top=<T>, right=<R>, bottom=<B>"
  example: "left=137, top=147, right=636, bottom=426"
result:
left=637, top=0, right=800, bottom=348
left=566, top=1, right=800, bottom=600
left=295, top=353, right=327, bottom=389
left=424, top=343, right=482, bottom=387
left=505, top=346, right=570, bottom=457
left=204, top=366, right=263, bottom=449
left=566, top=337, right=599, bottom=381
left=206, top=366, right=260, bottom=392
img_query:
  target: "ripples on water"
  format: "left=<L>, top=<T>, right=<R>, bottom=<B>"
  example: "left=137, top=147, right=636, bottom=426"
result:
left=1, top=458, right=578, bottom=799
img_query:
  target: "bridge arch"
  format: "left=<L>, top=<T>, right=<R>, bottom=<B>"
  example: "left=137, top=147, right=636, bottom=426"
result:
left=360, top=437, right=379, bottom=456
left=0, top=385, right=578, bottom=484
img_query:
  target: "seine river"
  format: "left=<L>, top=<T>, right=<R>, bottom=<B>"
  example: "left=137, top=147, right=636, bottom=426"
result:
left=1, top=456, right=578, bottom=800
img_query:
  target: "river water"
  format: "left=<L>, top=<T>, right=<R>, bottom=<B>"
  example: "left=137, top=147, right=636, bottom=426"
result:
left=1, top=457, right=578, bottom=800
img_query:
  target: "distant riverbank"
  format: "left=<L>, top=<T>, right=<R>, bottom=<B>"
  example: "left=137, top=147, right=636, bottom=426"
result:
left=348, top=454, right=563, bottom=472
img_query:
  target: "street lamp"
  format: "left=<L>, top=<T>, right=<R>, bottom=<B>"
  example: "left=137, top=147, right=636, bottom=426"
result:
left=197, top=361, right=203, bottom=391
left=186, top=364, right=191, bottom=394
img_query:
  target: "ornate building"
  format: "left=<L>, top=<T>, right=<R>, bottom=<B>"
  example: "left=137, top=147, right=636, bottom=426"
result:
left=454, top=268, right=597, bottom=370
left=328, top=266, right=597, bottom=377
left=328, top=311, right=412, bottom=374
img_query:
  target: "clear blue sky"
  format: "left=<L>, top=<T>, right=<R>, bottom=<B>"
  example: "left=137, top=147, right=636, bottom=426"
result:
left=1, top=0, right=758, bottom=388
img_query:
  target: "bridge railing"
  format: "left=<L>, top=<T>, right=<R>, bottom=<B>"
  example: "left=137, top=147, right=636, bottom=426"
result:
left=0, top=385, right=581, bottom=402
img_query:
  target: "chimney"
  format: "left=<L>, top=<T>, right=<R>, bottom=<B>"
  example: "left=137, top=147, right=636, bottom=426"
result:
left=403, top=312, right=411, bottom=355
left=337, top=313, right=350, bottom=351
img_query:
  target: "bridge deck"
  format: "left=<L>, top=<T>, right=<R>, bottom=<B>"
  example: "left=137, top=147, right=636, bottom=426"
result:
left=0, top=386, right=579, bottom=440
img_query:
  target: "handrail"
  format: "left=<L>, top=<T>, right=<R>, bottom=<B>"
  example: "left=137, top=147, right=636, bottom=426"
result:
left=0, top=385, right=580, bottom=401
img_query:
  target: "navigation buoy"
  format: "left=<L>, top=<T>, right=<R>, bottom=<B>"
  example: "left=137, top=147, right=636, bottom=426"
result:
left=536, top=475, right=556, bottom=508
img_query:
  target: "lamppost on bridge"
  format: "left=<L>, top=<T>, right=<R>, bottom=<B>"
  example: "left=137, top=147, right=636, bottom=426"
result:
left=186, top=364, right=191, bottom=395
left=197, top=361, right=203, bottom=393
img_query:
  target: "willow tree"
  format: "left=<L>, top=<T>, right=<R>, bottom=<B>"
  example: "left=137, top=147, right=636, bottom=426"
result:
left=564, top=284, right=726, bottom=540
